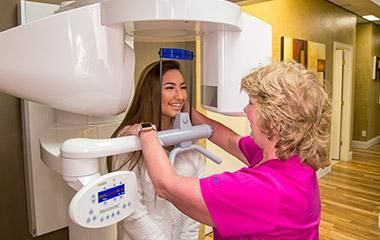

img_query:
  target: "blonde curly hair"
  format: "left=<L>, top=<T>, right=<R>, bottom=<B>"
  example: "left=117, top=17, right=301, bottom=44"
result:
left=241, top=60, right=331, bottom=170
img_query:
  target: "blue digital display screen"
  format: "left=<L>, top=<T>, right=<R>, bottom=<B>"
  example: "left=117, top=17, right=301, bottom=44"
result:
left=98, top=184, right=125, bottom=203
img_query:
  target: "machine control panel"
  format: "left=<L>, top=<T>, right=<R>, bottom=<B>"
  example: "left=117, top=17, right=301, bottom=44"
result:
left=69, top=171, right=137, bottom=228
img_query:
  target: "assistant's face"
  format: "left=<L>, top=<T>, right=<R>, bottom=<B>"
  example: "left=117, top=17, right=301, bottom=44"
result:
left=161, top=69, right=187, bottom=118
left=244, top=96, right=266, bottom=146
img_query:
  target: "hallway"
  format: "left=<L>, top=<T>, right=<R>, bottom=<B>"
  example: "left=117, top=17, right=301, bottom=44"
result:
left=319, top=143, right=380, bottom=239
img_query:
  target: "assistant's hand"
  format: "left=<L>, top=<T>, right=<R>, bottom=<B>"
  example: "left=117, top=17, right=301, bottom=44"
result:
left=182, top=100, right=191, bottom=114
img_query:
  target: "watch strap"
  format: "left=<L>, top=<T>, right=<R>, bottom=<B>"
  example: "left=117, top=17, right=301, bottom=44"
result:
left=137, top=122, right=156, bottom=137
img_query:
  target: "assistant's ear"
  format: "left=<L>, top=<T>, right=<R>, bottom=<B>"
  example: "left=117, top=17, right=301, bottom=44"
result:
left=267, top=131, right=273, bottom=140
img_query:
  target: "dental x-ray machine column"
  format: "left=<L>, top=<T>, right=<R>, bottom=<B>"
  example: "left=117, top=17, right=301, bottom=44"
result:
left=0, top=0, right=272, bottom=239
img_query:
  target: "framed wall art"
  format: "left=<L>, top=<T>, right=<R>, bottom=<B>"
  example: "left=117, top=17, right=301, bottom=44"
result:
left=372, top=56, right=380, bottom=80
left=281, top=36, right=326, bottom=83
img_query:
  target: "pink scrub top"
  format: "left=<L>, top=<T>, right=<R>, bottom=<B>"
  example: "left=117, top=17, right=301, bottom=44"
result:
left=199, top=136, right=320, bottom=239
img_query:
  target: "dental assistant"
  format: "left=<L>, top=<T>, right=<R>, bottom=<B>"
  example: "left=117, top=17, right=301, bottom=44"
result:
left=127, top=60, right=331, bottom=239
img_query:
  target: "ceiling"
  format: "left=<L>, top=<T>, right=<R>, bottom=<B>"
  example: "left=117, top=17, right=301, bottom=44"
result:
left=327, top=0, right=380, bottom=24
left=229, top=0, right=380, bottom=25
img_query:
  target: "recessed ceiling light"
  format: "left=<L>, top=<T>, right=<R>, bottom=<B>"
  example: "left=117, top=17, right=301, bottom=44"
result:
left=362, top=15, right=380, bottom=21
left=370, top=0, right=380, bottom=6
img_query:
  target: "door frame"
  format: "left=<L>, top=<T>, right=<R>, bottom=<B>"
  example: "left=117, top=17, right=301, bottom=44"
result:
left=331, top=49, right=343, bottom=160
left=331, top=42, right=353, bottom=161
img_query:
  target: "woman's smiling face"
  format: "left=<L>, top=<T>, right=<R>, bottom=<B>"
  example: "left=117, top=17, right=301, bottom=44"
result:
left=161, top=69, right=187, bottom=118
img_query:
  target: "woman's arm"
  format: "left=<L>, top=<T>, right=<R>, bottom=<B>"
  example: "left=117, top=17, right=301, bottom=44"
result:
left=191, top=107, right=248, bottom=165
left=138, top=129, right=214, bottom=226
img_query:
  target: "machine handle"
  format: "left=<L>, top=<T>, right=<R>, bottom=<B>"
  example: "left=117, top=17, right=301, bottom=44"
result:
left=169, top=144, right=222, bottom=165
left=61, top=124, right=213, bottom=159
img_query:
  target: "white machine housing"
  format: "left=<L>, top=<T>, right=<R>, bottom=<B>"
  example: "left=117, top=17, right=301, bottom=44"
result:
left=0, top=3, right=135, bottom=116
left=0, top=0, right=271, bottom=117
left=202, top=13, right=272, bottom=115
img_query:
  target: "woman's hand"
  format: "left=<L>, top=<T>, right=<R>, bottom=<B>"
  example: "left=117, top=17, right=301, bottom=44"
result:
left=117, top=124, right=140, bottom=137
left=117, top=123, right=158, bottom=137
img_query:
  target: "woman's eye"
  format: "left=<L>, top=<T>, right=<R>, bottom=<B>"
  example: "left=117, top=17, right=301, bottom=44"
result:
left=181, top=86, right=187, bottom=89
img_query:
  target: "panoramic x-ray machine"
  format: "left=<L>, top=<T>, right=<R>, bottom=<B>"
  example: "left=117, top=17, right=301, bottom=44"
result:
left=0, top=0, right=271, bottom=238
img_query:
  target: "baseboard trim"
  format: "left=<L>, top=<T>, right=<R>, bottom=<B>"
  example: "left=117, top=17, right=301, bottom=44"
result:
left=340, top=151, right=353, bottom=161
left=347, top=151, right=352, bottom=161
left=205, top=225, right=213, bottom=235
left=317, top=165, right=331, bottom=179
left=352, top=135, right=380, bottom=149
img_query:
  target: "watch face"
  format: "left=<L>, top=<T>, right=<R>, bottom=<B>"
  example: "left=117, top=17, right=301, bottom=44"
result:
left=141, top=122, right=152, bottom=128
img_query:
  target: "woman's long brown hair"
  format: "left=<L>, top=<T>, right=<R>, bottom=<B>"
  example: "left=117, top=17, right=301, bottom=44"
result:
left=107, top=60, right=182, bottom=172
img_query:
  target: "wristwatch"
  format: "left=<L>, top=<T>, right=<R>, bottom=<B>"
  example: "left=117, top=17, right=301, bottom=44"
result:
left=136, top=122, right=156, bottom=137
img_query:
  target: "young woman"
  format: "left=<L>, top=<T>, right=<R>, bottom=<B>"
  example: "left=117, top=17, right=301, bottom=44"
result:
left=108, top=60, right=204, bottom=240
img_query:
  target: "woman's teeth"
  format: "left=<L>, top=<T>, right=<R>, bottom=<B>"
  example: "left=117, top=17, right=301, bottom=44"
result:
left=170, top=103, right=182, bottom=109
